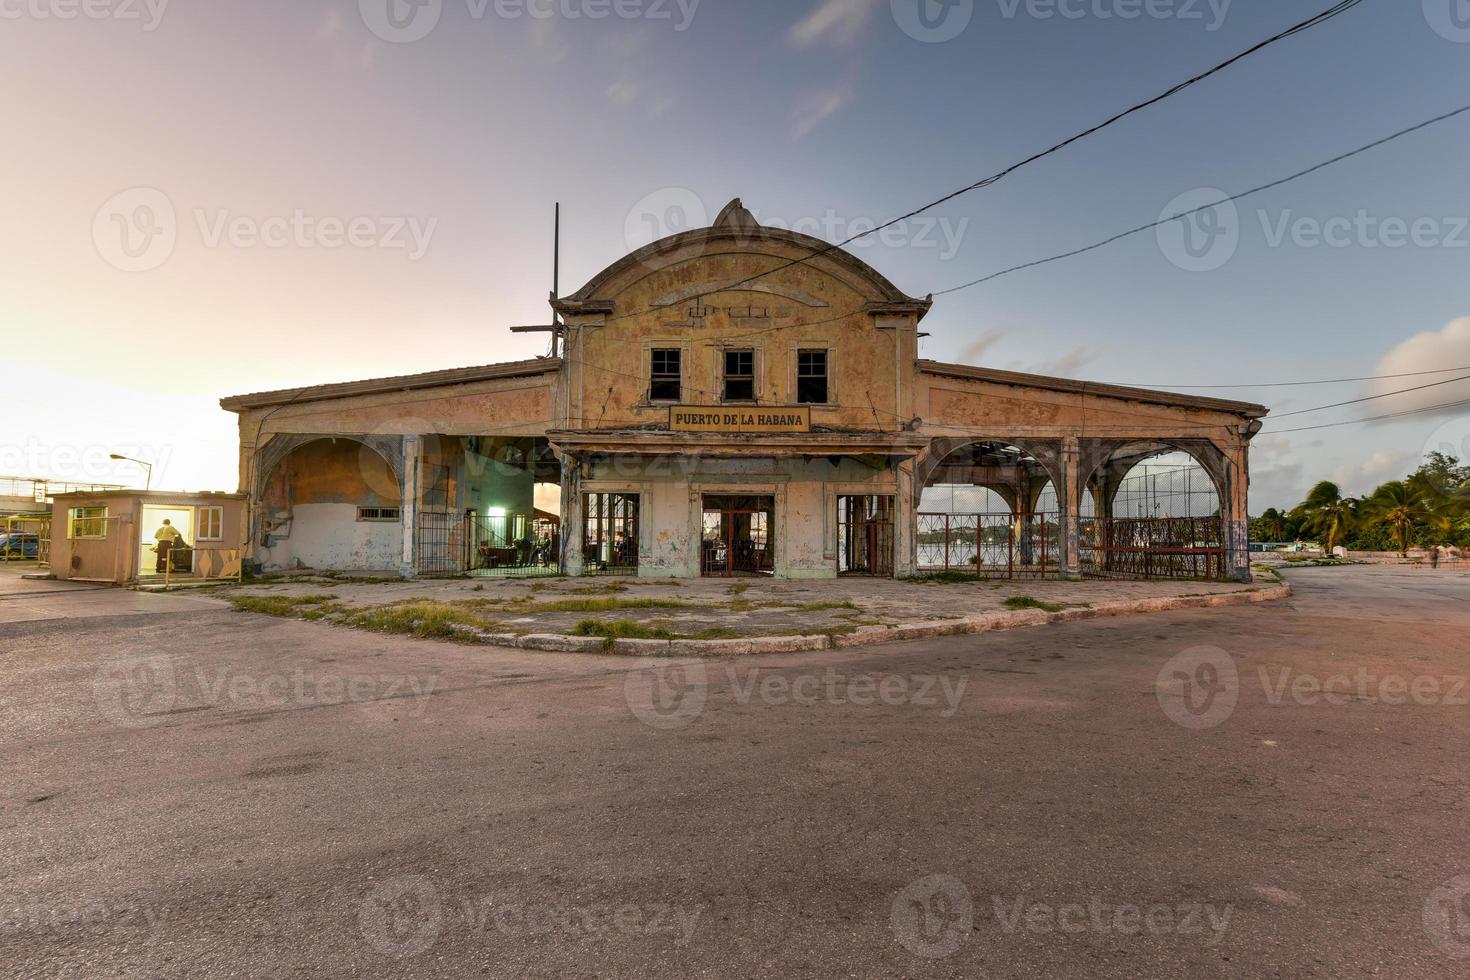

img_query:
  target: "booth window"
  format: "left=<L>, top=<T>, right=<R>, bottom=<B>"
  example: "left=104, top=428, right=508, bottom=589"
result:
left=724, top=350, right=755, bottom=402
left=197, top=505, right=224, bottom=541
left=650, top=349, right=682, bottom=402
left=797, top=350, right=829, bottom=404
left=68, top=506, right=108, bottom=539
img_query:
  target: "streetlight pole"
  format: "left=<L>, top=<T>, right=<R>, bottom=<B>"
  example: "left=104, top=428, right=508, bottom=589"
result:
left=109, top=454, right=153, bottom=491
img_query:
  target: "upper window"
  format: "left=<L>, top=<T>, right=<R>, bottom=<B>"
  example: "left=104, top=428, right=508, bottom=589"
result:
left=197, top=505, right=224, bottom=541
left=724, top=350, right=755, bottom=402
left=68, top=506, right=108, bottom=540
left=797, top=350, right=829, bottom=405
left=650, top=348, right=682, bottom=402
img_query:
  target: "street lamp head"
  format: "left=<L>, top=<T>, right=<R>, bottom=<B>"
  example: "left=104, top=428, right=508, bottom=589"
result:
left=109, top=454, right=126, bottom=460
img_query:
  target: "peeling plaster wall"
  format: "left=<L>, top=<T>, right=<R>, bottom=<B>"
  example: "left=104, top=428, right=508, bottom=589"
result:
left=257, top=503, right=400, bottom=572
left=258, top=439, right=404, bottom=572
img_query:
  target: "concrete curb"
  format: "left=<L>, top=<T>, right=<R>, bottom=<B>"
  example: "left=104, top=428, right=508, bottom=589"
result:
left=453, top=580, right=1293, bottom=657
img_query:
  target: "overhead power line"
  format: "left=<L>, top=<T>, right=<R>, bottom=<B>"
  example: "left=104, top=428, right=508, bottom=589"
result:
left=599, top=0, right=1367, bottom=325
left=933, top=102, right=1470, bottom=295
left=1259, top=395, right=1470, bottom=435
left=1112, top=365, right=1470, bottom=389
left=1269, top=372, right=1470, bottom=420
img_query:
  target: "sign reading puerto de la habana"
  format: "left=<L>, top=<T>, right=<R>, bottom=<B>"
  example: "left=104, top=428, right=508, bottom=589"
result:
left=670, top=406, right=812, bottom=433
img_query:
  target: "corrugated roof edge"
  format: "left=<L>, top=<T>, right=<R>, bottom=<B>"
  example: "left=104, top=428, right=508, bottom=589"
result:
left=220, top=357, right=563, bottom=411
left=918, top=360, right=1269, bottom=418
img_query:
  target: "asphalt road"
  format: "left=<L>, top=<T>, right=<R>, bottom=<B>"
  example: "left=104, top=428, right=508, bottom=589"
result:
left=3, top=566, right=1469, bottom=978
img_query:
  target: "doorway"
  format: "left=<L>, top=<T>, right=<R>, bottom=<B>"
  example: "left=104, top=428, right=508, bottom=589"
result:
left=701, top=495, right=775, bottom=577
left=837, top=495, right=894, bottom=577
left=139, top=505, right=194, bottom=576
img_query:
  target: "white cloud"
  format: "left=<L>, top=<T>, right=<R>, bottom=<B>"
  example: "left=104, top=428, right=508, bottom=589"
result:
left=789, top=80, right=854, bottom=139
left=606, top=80, right=640, bottom=108
left=1330, top=450, right=1418, bottom=498
left=787, top=0, right=879, bottom=48
left=956, top=330, right=1004, bottom=365
left=1370, top=316, right=1470, bottom=419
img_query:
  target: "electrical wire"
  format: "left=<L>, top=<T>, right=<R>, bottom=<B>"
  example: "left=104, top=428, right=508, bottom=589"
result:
left=933, top=102, right=1470, bottom=295
left=595, top=0, right=1367, bottom=326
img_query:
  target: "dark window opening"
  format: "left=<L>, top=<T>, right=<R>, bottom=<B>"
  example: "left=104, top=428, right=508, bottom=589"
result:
left=650, top=349, right=682, bottom=402
left=797, top=350, right=829, bottom=404
left=724, top=350, right=755, bottom=401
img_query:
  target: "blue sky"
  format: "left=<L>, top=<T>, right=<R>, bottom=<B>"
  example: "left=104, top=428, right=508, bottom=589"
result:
left=1, top=0, right=1466, bottom=508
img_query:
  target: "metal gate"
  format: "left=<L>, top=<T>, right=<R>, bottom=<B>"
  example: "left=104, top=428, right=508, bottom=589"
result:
left=701, top=495, right=775, bottom=577
left=916, top=512, right=1059, bottom=579
left=417, top=513, right=561, bottom=578
left=582, top=493, right=640, bottom=576
left=838, top=496, right=894, bottom=577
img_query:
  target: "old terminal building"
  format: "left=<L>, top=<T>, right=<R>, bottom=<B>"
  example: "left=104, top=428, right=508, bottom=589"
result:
left=222, top=200, right=1266, bottom=583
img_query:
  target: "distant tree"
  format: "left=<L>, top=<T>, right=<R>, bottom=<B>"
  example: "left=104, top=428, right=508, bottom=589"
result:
left=1255, top=508, right=1292, bottom=541
left=1366, top=481, right=1430, bottom=557
left=1291, top=481, right=1357, bottom=555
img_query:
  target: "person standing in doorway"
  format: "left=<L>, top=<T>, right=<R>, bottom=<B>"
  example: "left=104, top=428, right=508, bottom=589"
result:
left=154, top=519, right=181, bottom=573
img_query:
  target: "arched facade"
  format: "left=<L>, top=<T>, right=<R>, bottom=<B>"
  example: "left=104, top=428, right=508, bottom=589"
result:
left=220, top=199, right=1266, bottom=581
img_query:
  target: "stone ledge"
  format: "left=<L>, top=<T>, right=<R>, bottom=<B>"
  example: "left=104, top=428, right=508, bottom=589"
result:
left=458, top=581, right=1292, bottom=657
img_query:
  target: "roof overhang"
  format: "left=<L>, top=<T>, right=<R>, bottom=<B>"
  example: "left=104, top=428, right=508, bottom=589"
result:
left=220, top=358, right=562, bottom=412
left=918, top=360, right=1269, bottom=418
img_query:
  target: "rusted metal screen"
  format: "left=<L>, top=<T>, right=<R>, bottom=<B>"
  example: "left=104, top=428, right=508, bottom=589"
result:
left=1080, top=517, right=1229, bottom=581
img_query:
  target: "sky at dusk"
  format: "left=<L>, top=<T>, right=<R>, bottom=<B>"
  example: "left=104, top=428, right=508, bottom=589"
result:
left=2, top=0, right=1467, bottom=510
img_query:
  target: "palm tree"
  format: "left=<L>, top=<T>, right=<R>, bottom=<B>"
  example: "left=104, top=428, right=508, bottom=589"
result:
left=1256, top=508, right=1291, bottom=542
left=1291, top=481, right=1357, bottom=556
left=1367, top=481, right=1430, bottom=557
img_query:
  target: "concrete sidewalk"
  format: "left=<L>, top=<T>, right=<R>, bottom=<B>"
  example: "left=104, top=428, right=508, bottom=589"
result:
left=206, top=571, right=1287, bottom=654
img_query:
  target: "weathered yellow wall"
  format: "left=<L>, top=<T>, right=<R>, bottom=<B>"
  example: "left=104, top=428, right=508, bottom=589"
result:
left=562, top=239, right=918, bottom=434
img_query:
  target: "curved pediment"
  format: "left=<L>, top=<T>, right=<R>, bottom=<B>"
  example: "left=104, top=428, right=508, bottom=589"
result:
left=558, top=198, right=930, bottom=316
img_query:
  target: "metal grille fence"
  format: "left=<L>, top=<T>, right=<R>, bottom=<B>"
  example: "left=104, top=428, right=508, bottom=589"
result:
left=916, top=513, right=1059, bottom=579
left=1080, top=517, right=1230, bottom=581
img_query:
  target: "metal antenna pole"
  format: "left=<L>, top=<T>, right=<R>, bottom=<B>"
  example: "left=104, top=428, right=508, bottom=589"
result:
left=551, top=202, right=561, bottom=359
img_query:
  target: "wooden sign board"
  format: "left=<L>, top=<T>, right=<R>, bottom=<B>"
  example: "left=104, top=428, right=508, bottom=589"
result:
left=670, top=406, right=812, bottom=434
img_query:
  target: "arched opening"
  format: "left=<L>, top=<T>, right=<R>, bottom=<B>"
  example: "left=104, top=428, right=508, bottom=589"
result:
left=918, top=440, right=1061, bottom=578
left=1081, top=444, right=1228, bottom=580
left=257, top=438, right=403, bottom=573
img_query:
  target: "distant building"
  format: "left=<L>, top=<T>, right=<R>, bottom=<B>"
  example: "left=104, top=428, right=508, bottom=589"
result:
left=221, top=200, right=1266, bottom=581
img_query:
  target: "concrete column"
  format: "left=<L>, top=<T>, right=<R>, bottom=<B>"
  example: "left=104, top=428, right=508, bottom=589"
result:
left=560, top=453, right=584, bottom=577
left=400, top=435, right=421, bottom=579
left=1225, top=442, right=1252, bottom=582
left=1059, top=436, right=1082, bottom=581
left=894, top=458, right=917, bottom=579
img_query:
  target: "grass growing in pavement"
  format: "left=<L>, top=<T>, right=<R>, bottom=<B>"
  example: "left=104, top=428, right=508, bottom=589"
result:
left=1003, top=596, right=1068, bottom=613
left=518, top=597, right=716, bottom=614
left=228, top=594, right=339, bottom=617
left=914, top=571, right=983, bottom=584
left=343, top=602, right=496, bottom=639
left=571, top=619, right=676, bottom=640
